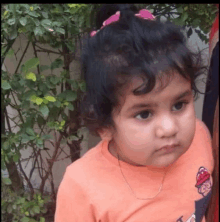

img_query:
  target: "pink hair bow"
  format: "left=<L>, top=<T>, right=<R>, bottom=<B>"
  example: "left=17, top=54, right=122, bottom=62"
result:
left=135, top=9, right=155, bottom=20
left=90, top=9, right=155, bottom=37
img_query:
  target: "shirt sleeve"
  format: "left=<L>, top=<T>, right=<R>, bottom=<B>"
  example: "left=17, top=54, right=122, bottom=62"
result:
left=54, top=166, right=96, bottom=222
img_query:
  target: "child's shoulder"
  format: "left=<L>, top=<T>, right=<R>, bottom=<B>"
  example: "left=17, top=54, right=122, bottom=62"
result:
left=195, top=118, right=212, bottom=144
left=64, top=140, right=104, bottom=183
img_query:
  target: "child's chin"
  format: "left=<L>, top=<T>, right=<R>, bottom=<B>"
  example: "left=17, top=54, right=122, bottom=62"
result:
left=152, top=157, right=179, bottom=168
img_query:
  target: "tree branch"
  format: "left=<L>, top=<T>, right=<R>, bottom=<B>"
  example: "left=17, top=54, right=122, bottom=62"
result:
left=14, top=40, right=30, bottom=74
left=39, top=131, right=63, bottom=194
left=55, top=143, right=69, bottom=160
left=16, top=143, right=35, bottom=198
left=29, top=150, right=40, bottom=181
left=35, top=44, right=62, bottom=55
left=1, top=39, right=16, bottom=68
left=7, top=113, right=21, bottom=128
left=10, top=91, right=24, bottom=123
left=50, top=170, right=56, bottom=202
left=4, top=107, right=12, bottom=133
left=32, top=42, right=40, bottom=75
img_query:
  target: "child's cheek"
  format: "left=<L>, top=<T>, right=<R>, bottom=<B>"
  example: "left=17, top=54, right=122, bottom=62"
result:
left=124, top=125, right=151, bottom=147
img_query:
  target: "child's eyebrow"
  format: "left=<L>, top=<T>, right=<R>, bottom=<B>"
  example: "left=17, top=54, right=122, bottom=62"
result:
left=128, top=89, right=192, bottom=111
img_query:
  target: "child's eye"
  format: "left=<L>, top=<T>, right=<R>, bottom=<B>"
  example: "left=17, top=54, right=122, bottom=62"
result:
left=172, top=101, right=189, bottom=111
left=134, top=101, right=189, bottom=121
left=135, top=111, right=152, bottom=120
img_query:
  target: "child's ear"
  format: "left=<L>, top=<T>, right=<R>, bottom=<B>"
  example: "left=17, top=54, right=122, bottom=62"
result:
left=98, top=128, right=113, bottom=141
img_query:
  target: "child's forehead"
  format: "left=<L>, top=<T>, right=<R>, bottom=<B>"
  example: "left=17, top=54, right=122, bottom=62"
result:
left=114, top=72, right=191, bottom=115
left=125, top=74, right=173, bottom=96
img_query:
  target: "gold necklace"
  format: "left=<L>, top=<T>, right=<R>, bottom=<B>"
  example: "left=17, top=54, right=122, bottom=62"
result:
left=116, top=152, right=167, bottom=200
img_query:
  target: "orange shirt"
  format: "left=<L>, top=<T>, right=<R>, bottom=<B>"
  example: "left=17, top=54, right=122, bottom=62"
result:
left=55, top=118, right=214, bottom=222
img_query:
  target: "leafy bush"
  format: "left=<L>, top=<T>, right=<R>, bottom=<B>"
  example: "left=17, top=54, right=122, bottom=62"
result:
left=1, top=180, right=51, bottom=222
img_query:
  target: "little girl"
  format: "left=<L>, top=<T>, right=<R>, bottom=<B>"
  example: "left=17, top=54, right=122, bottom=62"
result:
left=55, top=4, right=214, bottom=222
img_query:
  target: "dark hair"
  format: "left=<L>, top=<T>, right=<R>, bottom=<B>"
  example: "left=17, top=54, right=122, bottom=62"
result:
left=80, top=4, right=208, bottom=137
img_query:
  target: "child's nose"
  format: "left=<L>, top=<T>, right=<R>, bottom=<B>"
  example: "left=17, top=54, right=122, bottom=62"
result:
left=155, top=117, right=178, bottom=138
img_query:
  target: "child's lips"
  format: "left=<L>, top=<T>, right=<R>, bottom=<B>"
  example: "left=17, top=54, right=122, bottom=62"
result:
left=157, top=144, right=179, bottom=154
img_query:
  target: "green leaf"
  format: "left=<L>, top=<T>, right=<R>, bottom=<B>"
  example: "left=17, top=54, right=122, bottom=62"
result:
left=181, top=12, right=188, bottom=22
left=25, top=72, right=36, bottom=81
left=60, top=120, right=65, bottom=127
left=39, top=104, right=49, bottom=117
left=59, top=90, right=77, bottom=101
left=50, top=76, right=60, bottom=84
left=27, top=11, right=39, bottom=17
left=173, top=17, right=184, bottom=26
left=192, top=18, right=200, bottom=27
left=1, top=80, right=11, bottom=90
left=41, top=11, right=48, bottom=18
left=3, top=177, right=12, bottom=185
left=33, top=19, right=40, bottom=27
left=56, top=27, right=65, bottom=35
left=52, top=21, right=62, bottom=27
left=79, top=81, right=86, bottom=92
left=50, top=59, right=63, bottom=70
left=67, top=103, right=74, bottom=111
left=30, top=95, right=37, bottom=102
left=10, top=80, right=24, bottom=91
left=29, top=136, right=36, bottom=140
left=19, top=17, right=27, bottom=26
left=1, top=160, right=6, bottom=170
left=37, top=115, right=46, bottom=127
left=44, top=95, right=56, bottom=102
left=26, top=128, right=35, bottom=136
left=6, top=48, right=14, bottom=58
left=40, top=65, right=50, bottom=72
left=3, top=141, right=9, bottom=150
left=24, top=58, right=39, bottom=71
left=7, top=204, right=13, bottom=214
left=20, top=197, right=25, bottom=203
left=22, top=90, right=33, bottom=100
left=40, top=217, right=45, bottom=222
left=7, top=18, right=16, bottom=25
left=65, top=41, right=75, bottom=51
left=54, top=100, right=61, bottom=107
left=36, top=138, right=43, bottom=145
left=33, top=205, right=40, bottom=214
left=21, top=217, right=30, bottom=222
left=34, top=26, right=44, bottom=36
left=35, top=97, right=43, bottom=105
left=67, top=79, right=79, bottom=90
left=13, top=153, right=20, bottom=162
left=41, top=134, right=53, bottom=140
left=66, top=91, right=77, bottom=101
left=41, top=19, right=52, bottom=27
left=3, top=10, right=9, bottom=17
left=21, top=100, right=31, bottom=109
left=39, top=83, right=49, bottom=94
left=21, top=134, right=30, bottom=143
left=9, top=29, right=17, bottom=40
left=197, top=10, right=204, bottom=15
left=43, top=98, right=49, bottom=104
left=176, top=6, right=183, bottom=13
left=68, top=4, right=78, bottom=8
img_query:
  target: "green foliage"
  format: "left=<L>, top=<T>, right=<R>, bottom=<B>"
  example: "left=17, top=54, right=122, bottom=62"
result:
left=1, top=5, right=93, bottom=221
left=145, top=4, right=218, bottom=43
left=1, top=181, right=50, bottom=222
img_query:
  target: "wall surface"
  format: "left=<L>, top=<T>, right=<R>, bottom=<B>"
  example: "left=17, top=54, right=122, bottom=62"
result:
left=3, top=26, right=210, bottom=192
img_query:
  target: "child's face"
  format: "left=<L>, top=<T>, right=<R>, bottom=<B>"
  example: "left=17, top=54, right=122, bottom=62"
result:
left=105, top=72, right=196, bottom=168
